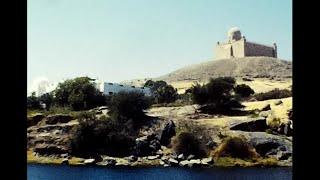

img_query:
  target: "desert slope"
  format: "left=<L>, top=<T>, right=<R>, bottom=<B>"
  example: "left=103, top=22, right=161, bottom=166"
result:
left=156, top=57, right=291, bottom=83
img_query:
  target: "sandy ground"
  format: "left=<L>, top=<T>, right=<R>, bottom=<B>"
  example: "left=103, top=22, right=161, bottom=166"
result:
left=169, top=78, right=292, bottom=94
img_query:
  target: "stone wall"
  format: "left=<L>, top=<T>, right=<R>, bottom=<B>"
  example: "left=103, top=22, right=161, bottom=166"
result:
left=214, top=43, right=232, bottom=60
left=231, top=40, right=245, bottom=58
left=214, top=39, right=276, bottom=60
left=214, top=40, right=245, bottom=59
left=244, top=42, right=276, bottom=57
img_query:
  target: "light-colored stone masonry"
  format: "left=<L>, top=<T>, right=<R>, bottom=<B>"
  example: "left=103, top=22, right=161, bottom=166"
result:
left=215, top=27, right=277, bottom=60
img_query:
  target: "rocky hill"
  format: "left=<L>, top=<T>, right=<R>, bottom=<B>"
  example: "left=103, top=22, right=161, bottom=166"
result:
left=122, top=57, right=292, bottom=86
left=156, top=57, right=292, bottom=83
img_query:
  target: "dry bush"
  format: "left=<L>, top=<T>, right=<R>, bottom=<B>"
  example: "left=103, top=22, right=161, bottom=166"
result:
left=171, top=132, right=208, bottom=158
left=212, top=136, right=259, bottom=159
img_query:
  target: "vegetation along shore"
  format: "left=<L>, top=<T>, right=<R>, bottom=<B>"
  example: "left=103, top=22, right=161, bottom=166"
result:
left=27, top=75, right=292, bottom=168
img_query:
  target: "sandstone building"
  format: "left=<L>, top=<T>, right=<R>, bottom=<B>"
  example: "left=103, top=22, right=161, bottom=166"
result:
left=214, top=27, right=277, bottom=60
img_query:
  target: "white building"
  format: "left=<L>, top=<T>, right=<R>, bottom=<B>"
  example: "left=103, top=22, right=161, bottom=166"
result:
left=96, top=81, right=152, bottom=96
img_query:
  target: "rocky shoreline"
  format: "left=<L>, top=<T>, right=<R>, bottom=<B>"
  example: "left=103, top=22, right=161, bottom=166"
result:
left=27, top=99, right=292, bottom=168
left=28, top=150, right=290, bottom=168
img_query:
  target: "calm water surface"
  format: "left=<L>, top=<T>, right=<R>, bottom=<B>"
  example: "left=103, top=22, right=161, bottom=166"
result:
left=28, top=164, right=292, bottom=180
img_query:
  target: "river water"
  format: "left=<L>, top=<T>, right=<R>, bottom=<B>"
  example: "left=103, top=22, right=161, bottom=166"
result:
left=28, top=164, right=292, bottom=180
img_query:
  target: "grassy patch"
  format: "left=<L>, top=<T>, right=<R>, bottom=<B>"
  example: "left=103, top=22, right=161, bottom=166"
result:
left=27, top=150, right=63, bottom=164
left=27, top=150, right=84, bottom=165
left=214, top=157, right=278, bottom=167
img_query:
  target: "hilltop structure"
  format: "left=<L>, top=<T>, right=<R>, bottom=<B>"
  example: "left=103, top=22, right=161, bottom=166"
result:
left=214, top=27, right=277, bottom=60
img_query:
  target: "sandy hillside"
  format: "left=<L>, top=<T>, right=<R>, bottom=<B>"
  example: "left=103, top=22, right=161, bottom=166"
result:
left=122, top=57, right=292, bottom=94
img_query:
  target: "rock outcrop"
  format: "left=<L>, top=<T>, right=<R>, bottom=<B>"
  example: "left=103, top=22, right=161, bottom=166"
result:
left=44, top=114, right=74, bottom=125
left=159, top=120, right=176, bottom=146
left=27, top=113, right=45, bottom=127
left=230, top=118, right=268, bottom=132
left=226, top=131, right=292, bottom=161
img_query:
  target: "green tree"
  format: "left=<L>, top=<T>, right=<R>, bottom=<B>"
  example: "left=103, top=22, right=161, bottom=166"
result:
left=38, top=93, right=54, bottom=110
left=53, top=77, right=106, bottom=110
left=27, top=92, right=40, bottom=109
left=108, top=91, right=152, bottom=123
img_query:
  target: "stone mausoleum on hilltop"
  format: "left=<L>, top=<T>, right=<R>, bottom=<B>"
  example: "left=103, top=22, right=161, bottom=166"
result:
left=214, top=27, right=277, bottom=60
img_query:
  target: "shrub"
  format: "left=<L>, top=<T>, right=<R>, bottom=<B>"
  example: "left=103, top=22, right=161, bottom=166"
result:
left=267, top=117, right=282, bottom=129
left=213, top=136, right=259, bottom=159
left=189, top=77, right=244, bottom=115
left=193, top=77, right=236, bottom=105
left=27, top=92, right=40, bottom=109
left=189, top=83, right=208, bottom=105
left=44, top=106, right=73, bottom=116
left=176, top=120, right=218, bottom=149
left=70, top=116, right=136, bottom=157
left=172, top=132, right=208, bottom=158
left=144, top=80, right=178, bottom=104
left=235, top=84, right=255, bottom=98
left=108, top=91, right=152, bottom=124
left=254, top=88, right=292, bottom=101
left=76, top=111, right=96, bottom=121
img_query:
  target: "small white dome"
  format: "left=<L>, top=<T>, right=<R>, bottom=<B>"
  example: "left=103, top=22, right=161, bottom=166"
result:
left=227, top=27, right=241, bottom=41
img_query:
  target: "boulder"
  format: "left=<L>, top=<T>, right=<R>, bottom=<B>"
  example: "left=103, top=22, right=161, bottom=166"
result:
left=261, top=104, right=271, bottom=111
left=45, top=114, right=74, bottom=125
left=277, top=151, right=292, bottom=161
left=230, top=118, right=268, bottom=132
left=277, top=122, right=293, bottom=136
left=201, top=157, right=213, bottom=165
left=226, top=131, right=292, bottom=158
left=127, top=155, right=138, bottom=162
left=62, top=158, right=69, bottom=165
left=168, top=158, right=179, bottom=166
left=274, top=100, right=283, bottom=106
left=134, top=134, right=161, bottom=156
left=159, top=120, right=176, bottom=146
left=60, top=153, right=69, bottom=158
left=84, top=159, right=95, bottom=165
left=161, top=155, right=170, bottom=163
left=179, top=160, right=195, bottom=167
left=149, top=139, right=161, bottom=152
left=206, top=141, right=217, bottom=149
left=147, top=155, right=160, bottom=160
left=159, top=160, right=165, bottom=165
left=98, top=106, right=108, bottom=111
left=105, top=159, right=117, bottom=166
left=34, top=144, right=68, bottom=155
left=156, top=149, right=163, bottom=155
left=115, top=160, right=130, bottom=166
left=188, top=159, right=201, bottom=167
left=283, top=122, right=293, bottom=136
left=187, top=154, right=195, bottom=160
left=178, top=154, right=185, bottom=160
left=27, top=113, right=45, bottom=127
left=255, top=142, right=281, bottom=156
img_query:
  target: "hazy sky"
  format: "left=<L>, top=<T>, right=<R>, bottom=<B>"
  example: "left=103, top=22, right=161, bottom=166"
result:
left=28, top=0, right=292, bottom=92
